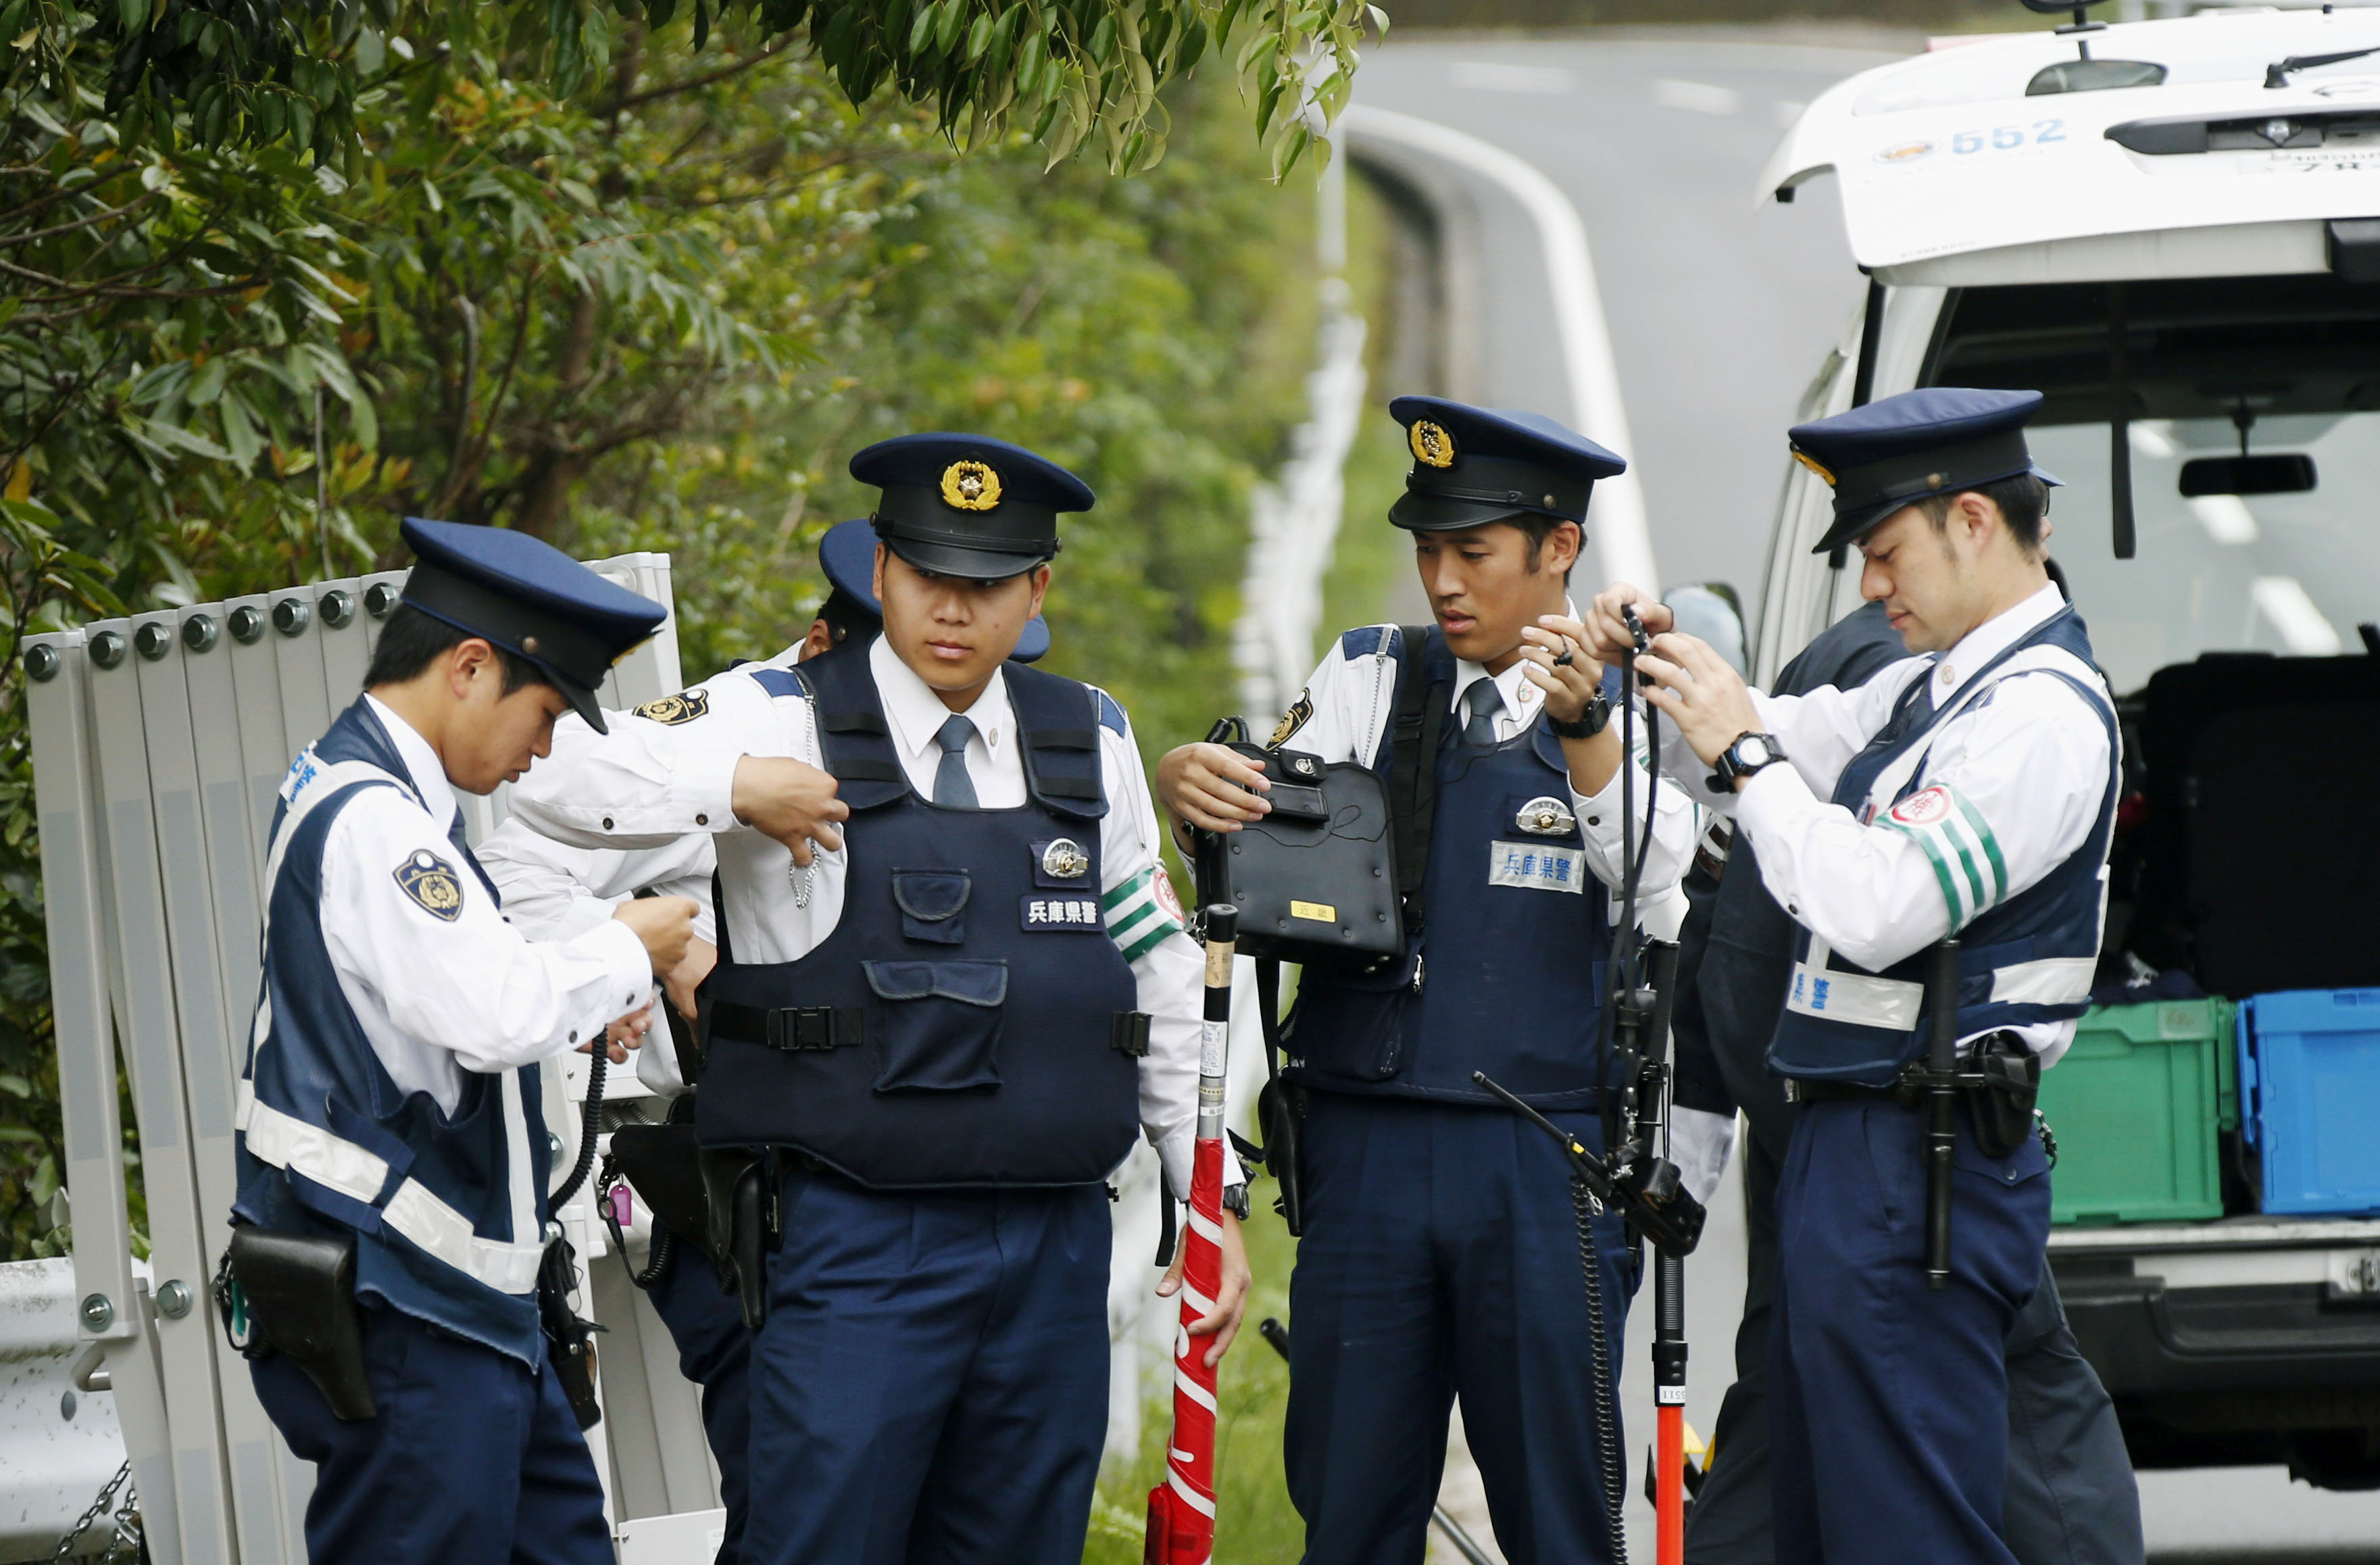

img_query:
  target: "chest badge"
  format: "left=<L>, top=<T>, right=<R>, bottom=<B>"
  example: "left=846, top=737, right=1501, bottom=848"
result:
left=394, top=849, right=466, bottom=922
left=1515, top=795, right=1577, bottom=837
left=1041, top=837, right=1090, bottom=880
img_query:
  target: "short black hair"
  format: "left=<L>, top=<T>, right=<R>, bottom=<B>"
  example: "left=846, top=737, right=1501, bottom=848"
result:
left=1916, top=472, right=2050, bottom=554
left=818, top=587, right=879, bottom=648
left=1507, top=514, right=1581, bottom=581
left=364, top=604, right=545, bottom=695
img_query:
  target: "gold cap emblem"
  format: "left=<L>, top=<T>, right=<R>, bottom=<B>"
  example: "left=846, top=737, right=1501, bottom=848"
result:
left=1410, top=420, right=1457, bottom=469
left=941, top=459, right=1003, bottom=512
left=1790, top=449, right=1837, bottom=487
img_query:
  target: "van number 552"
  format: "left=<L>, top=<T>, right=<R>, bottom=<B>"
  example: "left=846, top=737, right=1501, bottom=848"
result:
left=1954, top=121, right=2065, bottom=155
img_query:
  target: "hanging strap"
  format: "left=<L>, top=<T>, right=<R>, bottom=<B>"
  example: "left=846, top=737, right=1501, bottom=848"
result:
left=1257, top=960, right=1285, bottom=1080
left=1385, top=624, right=1449, bottom=935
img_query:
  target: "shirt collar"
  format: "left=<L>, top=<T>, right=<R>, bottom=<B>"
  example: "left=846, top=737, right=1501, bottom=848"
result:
left=1932, top=580, right=2066, bottom=701
left=870, top=635, right=1012, bottom=763
left=363, top=693, right=458, bottom=829
left=1449, top=596, right=1577, bottom=724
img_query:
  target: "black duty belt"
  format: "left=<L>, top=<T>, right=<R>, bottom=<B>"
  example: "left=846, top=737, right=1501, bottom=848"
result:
left=710, top=1001, right=864, bottom=1053
left=1786, top=1078, right=1922, bottom=1108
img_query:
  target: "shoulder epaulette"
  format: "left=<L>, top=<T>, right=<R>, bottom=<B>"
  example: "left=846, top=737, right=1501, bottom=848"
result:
left=1093, top=687, right=1129, bottom=737
left=1337, top=624, right=1402, bottom=661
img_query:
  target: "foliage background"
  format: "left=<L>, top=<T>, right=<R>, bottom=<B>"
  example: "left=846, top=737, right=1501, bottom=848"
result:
left=0, top=3, right=1321, bottom=1258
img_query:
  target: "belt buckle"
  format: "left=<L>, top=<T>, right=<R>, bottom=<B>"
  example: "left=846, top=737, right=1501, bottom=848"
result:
left=764, top=1009, right=831, bottom=1053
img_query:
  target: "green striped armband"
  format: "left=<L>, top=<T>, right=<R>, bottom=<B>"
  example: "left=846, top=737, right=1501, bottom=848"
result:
left=1878, top=783, right=2009, bottom=931
left=1103, top=864, right=1185, bottom=964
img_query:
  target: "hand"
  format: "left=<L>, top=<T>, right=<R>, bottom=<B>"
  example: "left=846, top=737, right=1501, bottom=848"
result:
left=662, top=935, right=716, bottom=1023
left=730, top=756, right=848, bottom=867
left=1157, top=742, right=1271, bottom=835
left=1516, top=614, right=1608, bottom=725
left=1585, top=582, right=1675, bottom=664
left=1158, top=1206, right=1253, bottom=1369
left=581, top=1001, right=651, bottom=1065
left=1635, top=632, right=1765, bottom=773
left=614, top=895, right=698, bottom=975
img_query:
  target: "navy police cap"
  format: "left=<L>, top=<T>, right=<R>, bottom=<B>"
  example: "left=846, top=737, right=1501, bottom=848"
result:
left=817, top=518, right=1049, bottom=662
left=398, top=518, right=666, bottom=735
left=1791, top=388, right=2062, bottom=555
left=850, top=434, right=1094, bottom=581
left=1386, top=395, right=1625, bottom=533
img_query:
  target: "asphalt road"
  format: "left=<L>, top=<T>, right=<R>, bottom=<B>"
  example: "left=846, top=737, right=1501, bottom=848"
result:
left=1342, top=30, right=2380, bottom=1565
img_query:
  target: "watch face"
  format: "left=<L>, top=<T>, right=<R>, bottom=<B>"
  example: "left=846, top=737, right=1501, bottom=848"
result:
left=1735, top=735, right=1775, bottom=768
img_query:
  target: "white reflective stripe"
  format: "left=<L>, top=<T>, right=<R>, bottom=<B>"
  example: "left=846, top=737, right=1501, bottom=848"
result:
left=1168, top=1468, right=1218, bottom=1519
left=1185, top=1207, right=1224, bottom=1245
left=1173, top=1369, right=1218, bottom=1414
left=1180, top=1285, right=1216, bottom=1316
left=501, top=1068, right=537, bottom=1273
left=1990, top=956, right=2098, bottom=1007
left=240, top=1095, right=391, bottom=1206
left=265, top=755, right=408, bottom=891
left=1784, top=962, right=1923, bottom=1031
left=381, top=1179, right=547, bottom=1295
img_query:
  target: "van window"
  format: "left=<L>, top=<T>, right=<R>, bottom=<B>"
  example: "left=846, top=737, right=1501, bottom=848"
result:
left=1923, top=274, right=2380, bottom=693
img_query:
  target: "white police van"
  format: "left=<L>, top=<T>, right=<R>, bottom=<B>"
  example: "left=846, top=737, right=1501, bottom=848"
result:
left=1758, top=1, right=2380, bottom=1489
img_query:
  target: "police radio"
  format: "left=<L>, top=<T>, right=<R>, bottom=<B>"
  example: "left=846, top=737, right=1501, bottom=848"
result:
left=1189, top=718, right=1403, bottom=966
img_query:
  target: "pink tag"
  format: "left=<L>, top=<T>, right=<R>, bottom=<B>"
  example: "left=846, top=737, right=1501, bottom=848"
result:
left=606, top=1186, right=634, bottom=1227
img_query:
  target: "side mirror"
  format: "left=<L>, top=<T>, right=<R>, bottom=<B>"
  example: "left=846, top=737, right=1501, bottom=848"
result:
left=1664, top=583, right=1749, bottom=678
left=2179, top=454, right=2316, bottom=497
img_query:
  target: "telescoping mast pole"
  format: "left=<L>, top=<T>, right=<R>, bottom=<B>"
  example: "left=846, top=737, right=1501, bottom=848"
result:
left=1145, top=904, right=1239, bottom=1565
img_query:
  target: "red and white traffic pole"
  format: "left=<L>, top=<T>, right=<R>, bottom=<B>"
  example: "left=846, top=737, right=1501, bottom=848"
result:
left=1145, top=903, right=1237, bottom=1565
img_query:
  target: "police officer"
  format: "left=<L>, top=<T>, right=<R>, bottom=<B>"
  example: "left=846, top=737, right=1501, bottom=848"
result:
left=230, top=518, right=698, bottom=1565
left=501, top=436, right=1250, bottom=1565
left=1581, top=388, right=2121, bottom=1565
left=1160, top=397, right=1697, bottom=1565
left=1671, top=597, right=2142, bottom=1565
left=476, top=517, right=1062, bottom=1565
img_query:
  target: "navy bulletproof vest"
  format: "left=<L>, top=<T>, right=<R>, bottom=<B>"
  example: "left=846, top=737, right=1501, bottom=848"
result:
left=233, top=700, right=553, bottom=1364
left=1283, top=625, right=1616, bottom=1108
left=1766, top=607, right=2120, bottom=1087
left=698, top=639, right=1144, bottom=1187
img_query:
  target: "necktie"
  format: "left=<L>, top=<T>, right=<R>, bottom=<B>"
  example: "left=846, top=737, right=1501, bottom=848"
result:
left=1461, top=680, right=1504, bottom=749
left=933, top=715, right=979, bottom=809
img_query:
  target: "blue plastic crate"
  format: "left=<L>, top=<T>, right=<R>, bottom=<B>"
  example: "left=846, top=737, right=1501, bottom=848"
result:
left=2238, top=989, right=2380, bottom=1215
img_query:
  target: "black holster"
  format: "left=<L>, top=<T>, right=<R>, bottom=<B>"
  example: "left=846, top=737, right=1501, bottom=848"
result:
left=224, top=1226, right=376, bottom=1422
left=537, top=1237, right=605, bottom=1431
left=1967, top=1030, right=2041, bottom=1159
left=703, top=1147, right=780, bottom=1331
left=610, top=1121, right=710, bottom=1249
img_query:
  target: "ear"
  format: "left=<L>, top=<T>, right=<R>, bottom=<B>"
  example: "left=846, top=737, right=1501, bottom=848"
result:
left=1024, top=564, right=1051, bottom=621
left=872, top=542, right=889, bottom=604
left=803, top=618, right=835, bottom=660
left=1543, top=520, right=1583, bottom=576
left=1959, top=491, right=1999, bottom=553
left=447, top=637, right=499, bottom=697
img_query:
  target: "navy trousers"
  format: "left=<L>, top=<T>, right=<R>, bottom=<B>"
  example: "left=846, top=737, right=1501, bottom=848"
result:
left=1770, top=1101, right=2052, bottom=1565
left=251, top=1306, right=612, bottom=1565
left=743, top=1169, right=1112, bottom=1565
left=1285, top=1094, right=1639, bottom=1565
left=646, top=1243, right=754, bottom=1564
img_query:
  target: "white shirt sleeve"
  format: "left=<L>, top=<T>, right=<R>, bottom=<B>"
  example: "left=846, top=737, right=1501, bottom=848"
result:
left=1568, top=710, right=1698, bottom=906
left=478, top=819, right=720, bottom=943
left=1732, top=671, right=2112, bottom=973
left=318, top=788, right=653, bottom=1077
left=1653, top=660, right=1931, bottom=816
left=505, top=670, right=792, bottom=849
left=1095, top=699, right=1204, bottom=1201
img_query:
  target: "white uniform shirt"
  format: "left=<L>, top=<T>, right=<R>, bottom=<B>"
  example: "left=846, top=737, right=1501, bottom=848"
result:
left=1266, top=615, right=1699, bottom=912
left=500, top=636, right=1208, bottom=1195
left=1660, top=582, right=2114, bottom=1061
left=313, top=697, right=655, bottom=1116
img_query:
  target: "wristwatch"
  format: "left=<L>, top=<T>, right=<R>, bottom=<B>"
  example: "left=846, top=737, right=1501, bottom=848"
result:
left=1708, top=731, right=1787, bottom=793
left=1547, top=689, right=1612, bottom=740
left=1222, top=1183, right=1251, bottom=1222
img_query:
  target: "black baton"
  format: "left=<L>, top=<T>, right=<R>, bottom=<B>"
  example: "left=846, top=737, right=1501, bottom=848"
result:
left=1923, top=940, right=1960, bottom=1291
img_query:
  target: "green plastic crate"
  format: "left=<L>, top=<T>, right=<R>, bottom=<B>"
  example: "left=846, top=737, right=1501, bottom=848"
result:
left=2039, top=998, right=2232, bottom=1224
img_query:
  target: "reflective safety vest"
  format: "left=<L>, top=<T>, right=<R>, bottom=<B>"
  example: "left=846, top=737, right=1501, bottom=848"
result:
left=1284, top=624, right=1618, bottom=1108
left=1766, top=607, right=2120, bottom=1088
left=232, top=701, right=553, bottom=1364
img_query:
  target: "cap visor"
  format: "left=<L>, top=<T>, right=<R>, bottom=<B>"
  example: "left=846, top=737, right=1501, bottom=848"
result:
left=1810, top=497, right=1904, bottom=555
left=556, top=676, right=609, bottom=735
left=1389, top=491, right=1548, bottom=533
left=881, top=534, right=1048, bottom=581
